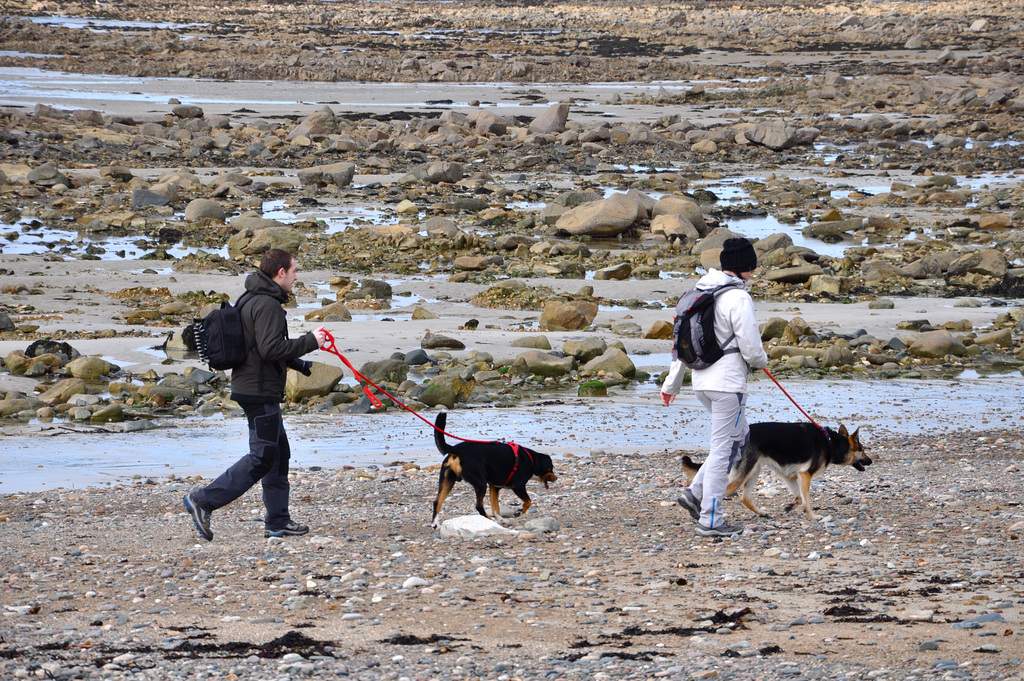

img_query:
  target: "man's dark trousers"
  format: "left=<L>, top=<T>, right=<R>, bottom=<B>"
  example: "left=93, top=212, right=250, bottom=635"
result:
left=191, top=401, right=291, bottom=529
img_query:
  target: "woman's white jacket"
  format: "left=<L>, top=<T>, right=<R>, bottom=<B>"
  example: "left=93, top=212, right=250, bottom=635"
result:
left=661, top=269, right=768, bottom=395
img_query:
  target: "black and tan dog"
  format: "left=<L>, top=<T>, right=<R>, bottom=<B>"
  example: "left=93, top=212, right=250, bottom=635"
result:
left=681, top=422, right=871, bottom=520
left=431, top=412, right=557, bottom=528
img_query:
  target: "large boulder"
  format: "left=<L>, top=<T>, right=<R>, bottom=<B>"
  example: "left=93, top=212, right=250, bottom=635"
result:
left=554, top=193, right=642, bottom=237
left=286, top=107, right=337, bottom=141
left=529, top=103, right=571, bottom=134
left=509, top=350, right=577, bottom=377
left=860, top=259, right=909, bottom=283
left=539, top=301, right=598, bottom=331
left=285, top=362, right=345, bottom=402
left=66, top=357, right=112, bottom=380
left=594, top=263, right=632, bottom=280
left=821, top=344, right=855, bottom=368
left=297, top=162, right=356, bottom=188
left=413, top=374, right=473, bottom=408
left=40, top=378, right=87, bottom=406
left=228, top=226, right=307, bottom=256
left=581, top=348, right=636, bottom=378
left=510, top=335, right=552, bottom=350
left=404, top=161, right=464, bottom=184
left=172, top=104, right=204, bottom=119
left=650, top=214, right=700, bottom=241
left=184, top=198, right=226, bottom=223
left=764, top=265, right=824, bottom=284
left=230, top=213, right=287, bottom=232
left=946, top=249, right=1007, bottom=279
left=651, top=196, right=708, bottom=235
left=4, top=350, right=32, bottom=375
left=304, top=301, right=352, bottom=322
left=644, top=320, right=674, bottom=340
left=27, top=162, right=72, bottom=188
left=357, top=359, right=409, bottom=385
left=562, top=338, right=607, bottom=362
left=905, top=330, right=968, bottom=358
left=421, top=331, right=465, bottom=350
left=467, top=110, right=508, bottom=136
left=745, top=120, right=819, bottom=151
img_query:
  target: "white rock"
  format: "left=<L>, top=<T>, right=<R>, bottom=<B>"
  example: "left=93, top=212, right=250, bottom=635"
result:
left=402, top=577, right=431, bottom=589
left=902, top=610, right=935, bottom=622
left=438, top=514, right=519, bottom=538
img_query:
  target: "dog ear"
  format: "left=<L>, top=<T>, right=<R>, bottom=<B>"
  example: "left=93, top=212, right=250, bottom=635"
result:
left=838, top=424, right=849, bottom=436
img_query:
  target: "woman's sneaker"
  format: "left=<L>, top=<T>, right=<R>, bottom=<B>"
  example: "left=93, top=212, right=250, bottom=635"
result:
left=676, top=489, right=701, bottom=522
left=265, top=520, right=309, bottom=538
left=695, top=521, right=743, bottom=537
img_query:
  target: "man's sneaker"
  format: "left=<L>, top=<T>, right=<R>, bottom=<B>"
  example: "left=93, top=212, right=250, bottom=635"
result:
left=183, top=493, right=213, bottom=541
left=695, top=521, right=744, bottom=537
left=265, top=520, right=309, bottom=538
left=676, top=489, right=701, bottom=522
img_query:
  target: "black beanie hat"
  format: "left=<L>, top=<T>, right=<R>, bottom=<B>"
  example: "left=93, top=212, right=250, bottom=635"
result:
left=720, top=238, right=757, bottom=274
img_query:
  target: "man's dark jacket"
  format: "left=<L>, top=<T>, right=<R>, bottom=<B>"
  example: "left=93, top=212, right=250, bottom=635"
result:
left=230, top=270, right=317, bottom=403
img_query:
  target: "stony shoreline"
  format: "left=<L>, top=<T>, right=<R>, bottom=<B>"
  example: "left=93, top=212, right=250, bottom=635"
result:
left=2, top=428, right=1023, bottom=679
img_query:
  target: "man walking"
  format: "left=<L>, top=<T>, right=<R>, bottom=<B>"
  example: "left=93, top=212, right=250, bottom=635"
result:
left=661, top=238, right=768, bottom=537
left=184, top=249, right=327, bottom=541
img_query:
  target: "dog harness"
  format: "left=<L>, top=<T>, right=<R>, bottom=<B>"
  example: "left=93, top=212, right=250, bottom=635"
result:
left=502, top=442, right=533, bottom=486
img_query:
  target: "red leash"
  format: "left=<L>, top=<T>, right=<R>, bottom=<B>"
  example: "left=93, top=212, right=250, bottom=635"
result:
left=761, top=368, right=826, bottom=432
left=319, top=331, right=525, bottom=481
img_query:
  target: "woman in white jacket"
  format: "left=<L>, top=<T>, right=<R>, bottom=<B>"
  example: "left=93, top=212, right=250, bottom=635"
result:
left=661, top=238, right=768, bottom=537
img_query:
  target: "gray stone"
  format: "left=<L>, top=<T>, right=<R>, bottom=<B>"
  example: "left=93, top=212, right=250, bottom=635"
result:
left=357, top=359, right=409, bottom=384
left=511, top=335, right=552, bottom=350
left=562, top=338, right=607, bottom=362
left=421, top=331, right=465, bottom=350
left=172, top=104, right=204, bottom=119
left=184, top=198, right=226, bottom=222
left=522, top=517, right=560, bottom=533
left=132, top=188, right=172, bottom=208
left=509, top=350, right=577, bottom=377
left=581, top=348, right=636, bottom=378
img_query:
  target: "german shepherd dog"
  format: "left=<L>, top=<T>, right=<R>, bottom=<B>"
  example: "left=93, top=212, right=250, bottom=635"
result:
left=681, top=423, right=871, bottom=520
left=431, top=412, right=558, bottom=528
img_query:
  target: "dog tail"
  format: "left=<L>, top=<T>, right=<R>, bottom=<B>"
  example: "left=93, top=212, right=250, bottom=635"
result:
left=434, top=412, right=455, bottom=456
left=681, top=455, right=702, bottom=475
left=681, top=454, right=702, bottom=486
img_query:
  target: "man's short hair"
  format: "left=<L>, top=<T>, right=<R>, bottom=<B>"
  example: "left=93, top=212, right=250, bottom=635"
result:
left=259, top=249, right=294, bottom=279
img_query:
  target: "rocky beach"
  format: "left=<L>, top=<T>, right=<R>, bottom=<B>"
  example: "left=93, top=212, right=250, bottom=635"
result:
left=2, top=0, right=1024, bottom=679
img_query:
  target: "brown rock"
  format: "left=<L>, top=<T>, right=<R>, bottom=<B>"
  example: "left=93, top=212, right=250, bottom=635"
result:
left=539, top=301, right=598, bottom=331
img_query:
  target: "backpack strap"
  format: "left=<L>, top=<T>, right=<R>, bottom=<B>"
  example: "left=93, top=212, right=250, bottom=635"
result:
left=710, top=282, right=743, bottom=354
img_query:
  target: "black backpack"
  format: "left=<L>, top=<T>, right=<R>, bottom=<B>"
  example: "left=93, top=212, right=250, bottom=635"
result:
left=192, top=292, right=254, bottom=371
left=672, top=283, right=741, bottom=370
